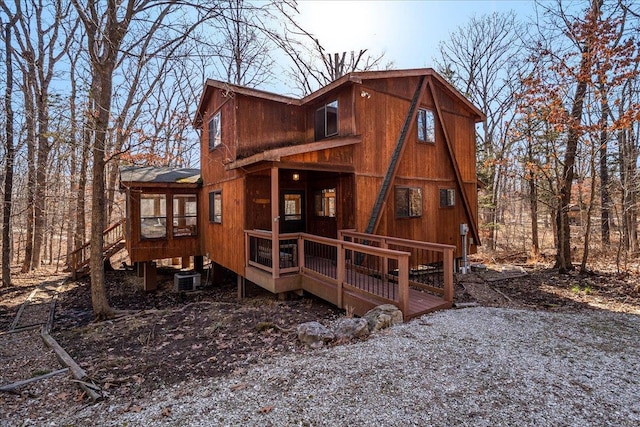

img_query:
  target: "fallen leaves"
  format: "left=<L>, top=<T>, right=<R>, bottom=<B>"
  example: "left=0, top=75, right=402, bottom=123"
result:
left=258, top=405, right=274, bottom=414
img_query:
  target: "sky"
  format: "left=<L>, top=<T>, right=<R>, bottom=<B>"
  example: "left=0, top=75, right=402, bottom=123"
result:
left=295, top=0, right=537, bottom=71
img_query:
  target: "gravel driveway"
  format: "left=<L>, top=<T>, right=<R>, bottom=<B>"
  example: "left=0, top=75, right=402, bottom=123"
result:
left=50, top=307, right=640, bottom=426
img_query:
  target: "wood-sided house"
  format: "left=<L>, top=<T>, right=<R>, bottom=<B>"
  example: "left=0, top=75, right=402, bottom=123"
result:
left=187, top=68, right=485, bottom=319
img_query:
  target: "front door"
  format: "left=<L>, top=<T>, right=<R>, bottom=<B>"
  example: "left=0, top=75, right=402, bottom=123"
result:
left=280, top=190, right=305, bottom=233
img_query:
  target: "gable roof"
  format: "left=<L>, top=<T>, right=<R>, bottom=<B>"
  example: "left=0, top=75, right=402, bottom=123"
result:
left=193, top=68, right=485, bottom=128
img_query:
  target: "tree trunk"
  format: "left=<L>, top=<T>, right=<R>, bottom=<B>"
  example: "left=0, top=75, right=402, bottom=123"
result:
left=66, top=57, right=80, bottom=267
left=75, top=110, right=91, bottom=254
left=2, top=17, right=18, bottom=287
left=89, top=72, right=114, bottom=320
left=581, top=146, right=598, bottom=272
left=527, top=140, right=540, bottom=261
left=32, top=109, right=51, bottom=269
left=599, top=82, right=611, bottom=246
left=21, top=76, right=36, bottom=273
left=554, top=55, right=590, bottom=272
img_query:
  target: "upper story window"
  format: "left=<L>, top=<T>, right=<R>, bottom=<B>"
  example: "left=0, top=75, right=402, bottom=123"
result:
left=140, top=194, right=167, bottom=239
left=395, top=187, right=422, bottom=218
left=417, top=108, right=435, bottom=143
left=208, top=111, right=221, bottom=150
left=440, top=189, right=456, bottom=207
left=173, top=194, right=197, bottom=237
left=314, top=100, right=338, bottom=140
left=209, top=191, right=222, bottom=223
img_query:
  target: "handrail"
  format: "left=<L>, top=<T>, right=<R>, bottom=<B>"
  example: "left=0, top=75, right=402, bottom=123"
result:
left=338, top=229, right=455, bottom=303
left=339, top=229, right=457, bottom=252
left=245, top=230, right=412, bottom=314
left=69, top=218, right=126, bottom=278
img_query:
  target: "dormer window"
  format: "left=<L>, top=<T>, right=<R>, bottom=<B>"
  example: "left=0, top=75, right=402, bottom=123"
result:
left=208, top=111, right=221, bottom=150
left=417, top=108, right=435, bottom=143
left=314, top=100, right=338, bottom=140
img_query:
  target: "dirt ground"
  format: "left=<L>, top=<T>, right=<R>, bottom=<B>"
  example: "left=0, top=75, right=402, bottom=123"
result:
left=1, top=256, right=640, bottom=421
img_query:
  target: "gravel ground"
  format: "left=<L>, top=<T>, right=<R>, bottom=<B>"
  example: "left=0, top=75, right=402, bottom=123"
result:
left=46, top=307, right=639, bottom=427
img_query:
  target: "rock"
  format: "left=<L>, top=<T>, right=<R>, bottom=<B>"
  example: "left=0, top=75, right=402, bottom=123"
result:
left=363, top=304, right=403, bottom=332
left=297, top=321, right=335, bottom=349
left=331, top=318, right=369, bottom=340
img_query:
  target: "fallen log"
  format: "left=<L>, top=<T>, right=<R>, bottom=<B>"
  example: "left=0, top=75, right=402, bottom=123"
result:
left=0, top=368, right=69, bottom=394
left=40, top=327, right=102, bottom=401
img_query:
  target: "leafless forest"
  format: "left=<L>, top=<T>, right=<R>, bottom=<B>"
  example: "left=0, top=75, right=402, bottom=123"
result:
left=1, top=0, right=640, bottom=296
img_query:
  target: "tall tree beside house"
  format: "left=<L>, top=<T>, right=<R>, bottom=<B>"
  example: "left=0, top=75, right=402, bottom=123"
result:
left=2, top=15, right=18, bottom=287
left=212, top=0, right=275, bottom=87
left=71, top=0, right=220, bottom=319
left=435, top=11, right=526, bottom=251
left=521, top=0, right=640, bottom=271
left=0, top=0, right=77, bottom=272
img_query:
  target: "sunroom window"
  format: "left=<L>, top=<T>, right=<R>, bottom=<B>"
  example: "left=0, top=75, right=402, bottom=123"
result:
left=173, top=194, right=197, bottom=237
left=140, top=194, right=167, bottom=239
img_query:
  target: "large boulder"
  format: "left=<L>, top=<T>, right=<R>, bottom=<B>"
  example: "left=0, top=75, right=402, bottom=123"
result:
left=331, top=318, right=369, bottom=340
left=363, top=304, right=403, bottom=332
left=297, top=321, right=335, bottom=349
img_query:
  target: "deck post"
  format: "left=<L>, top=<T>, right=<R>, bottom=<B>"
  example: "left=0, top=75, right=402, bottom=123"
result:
left=143, top=261, right=157, bottom=291
left=381, top=237, right=389, bottom=280
left=237, top=275, right=245, bottom=299
left=271, top=167, right=280, bottom=279
left=337, top=243, right=345, bottom=309
left=297, top=234, right=304, bottom=270
left=398, top=254, right=409, bottom=317
left=443, top=248, right=454, bottom=303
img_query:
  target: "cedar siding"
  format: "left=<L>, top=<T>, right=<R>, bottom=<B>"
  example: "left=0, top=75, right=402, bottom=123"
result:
left=121, top=68, right=483, bottom=312
left=193, top=69, right=484, bottom=277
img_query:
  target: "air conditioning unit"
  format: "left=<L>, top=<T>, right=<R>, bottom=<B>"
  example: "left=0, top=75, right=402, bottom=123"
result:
left=174, top=272, right=201, bottom=292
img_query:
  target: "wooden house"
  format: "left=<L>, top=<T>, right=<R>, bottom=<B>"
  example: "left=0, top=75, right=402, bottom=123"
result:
left=188, top=68, right=485, bottom=319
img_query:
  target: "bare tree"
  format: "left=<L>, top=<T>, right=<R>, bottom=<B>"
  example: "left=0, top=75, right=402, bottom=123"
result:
left=522, top=0, right=640, bottom=271
left=2, top=15, right=18, bottom=286
left=71, top=0, right=219, bottom=319
left=1, top=0, right=77, bottom=271
left=267, top=2, right=390, bottom=95
left=435, top=11, right=526, bottom=251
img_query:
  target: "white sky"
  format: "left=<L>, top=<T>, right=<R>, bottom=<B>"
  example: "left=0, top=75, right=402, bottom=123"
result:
left=296, top=0, right=536, bottom=69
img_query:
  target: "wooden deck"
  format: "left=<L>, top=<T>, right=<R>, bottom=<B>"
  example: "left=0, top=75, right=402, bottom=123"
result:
left=245, top=230, right=455, bottom=320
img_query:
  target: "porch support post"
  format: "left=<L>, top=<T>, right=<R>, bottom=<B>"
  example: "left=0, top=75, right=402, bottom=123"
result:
left=143, top=261, right=157, bottom=292
left=443, top=248, right=454, bottom=304
left=337, top=243, right=345, bottom=309
left=271, top=166, right=280, bottom=278
left=398, top=253, right=409, bottom=319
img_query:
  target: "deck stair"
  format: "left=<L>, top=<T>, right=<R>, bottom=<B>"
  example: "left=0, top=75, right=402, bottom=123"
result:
left=69, top=218, right=127, bottom=279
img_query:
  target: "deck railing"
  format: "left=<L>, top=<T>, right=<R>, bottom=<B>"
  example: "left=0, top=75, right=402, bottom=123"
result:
left=338, top=230, right=455, bottom=303
left=69, top=218, right=126, bottom=279
left=245, top=230, right=299, bottom=277
left=244, top=230, right=412, bottom=313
